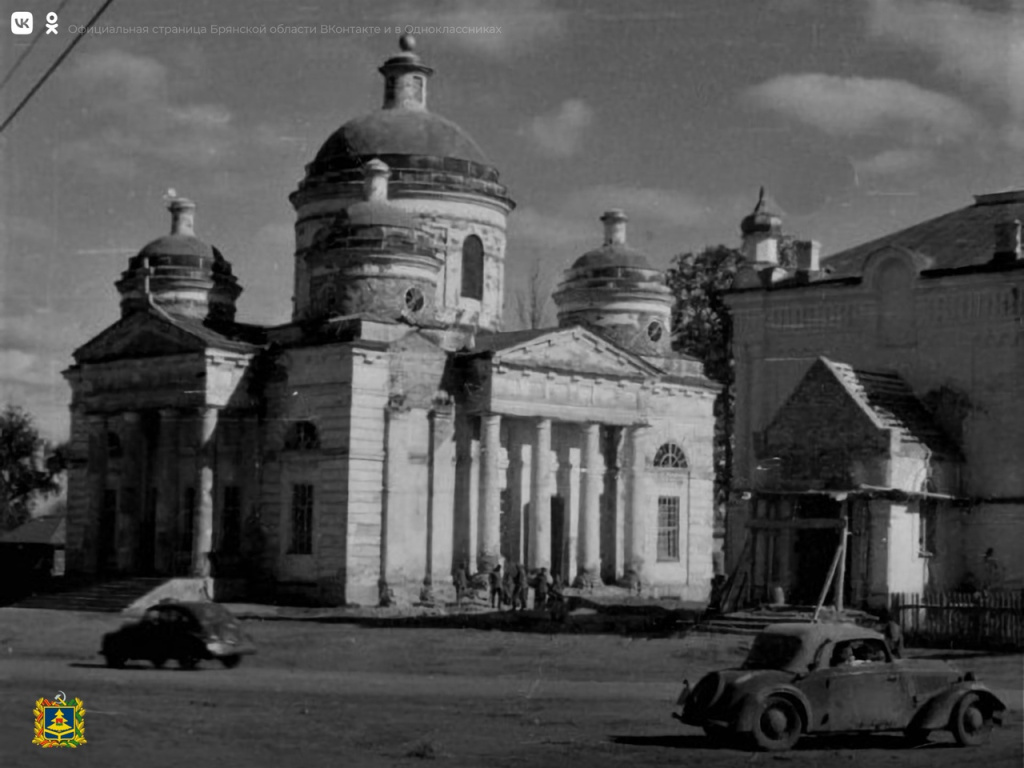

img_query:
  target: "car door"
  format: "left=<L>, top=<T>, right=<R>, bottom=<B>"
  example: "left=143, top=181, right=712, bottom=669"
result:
left=822, top=639, right=915, bottom=731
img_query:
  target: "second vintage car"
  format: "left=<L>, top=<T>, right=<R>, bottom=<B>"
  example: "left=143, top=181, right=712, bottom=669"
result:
left=674, top=622, right=1005, bottom=751
left=101, top=600, right=256, bottom=670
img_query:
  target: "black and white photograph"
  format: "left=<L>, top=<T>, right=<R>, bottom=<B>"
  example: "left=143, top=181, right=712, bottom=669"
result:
left=0, top=1, right=1021, bottom=765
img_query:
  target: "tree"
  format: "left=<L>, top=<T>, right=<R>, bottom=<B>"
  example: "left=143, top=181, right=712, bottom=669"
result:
left=0, top=405, right=62, bottom=530
left=512, top=257, right=552, bottom=330
left=666, top=245, right=747, bottom=513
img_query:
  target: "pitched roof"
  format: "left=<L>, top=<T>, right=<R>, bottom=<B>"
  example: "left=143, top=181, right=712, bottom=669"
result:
left=0, top=515, right=65, bottom=546
left=821, top=358, right=958, bottom=458
left=823, top=190, right=1024, bottom=277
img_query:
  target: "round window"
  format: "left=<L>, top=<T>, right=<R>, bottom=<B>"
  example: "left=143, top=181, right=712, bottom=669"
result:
left=647, top=321, right=664, bottom=342
left=405, top=286, right=425, bottom=313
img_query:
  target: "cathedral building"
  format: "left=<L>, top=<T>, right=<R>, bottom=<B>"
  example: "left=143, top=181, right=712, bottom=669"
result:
left=62, top=38, right=719, bottom=606
left=725, top=189, right=1024, bottom=609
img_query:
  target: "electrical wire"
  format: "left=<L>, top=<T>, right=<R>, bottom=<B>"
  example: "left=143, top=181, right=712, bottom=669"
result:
left=0, top=0, right=74, bottom=92
left=0, top=0, right=116, bottom=135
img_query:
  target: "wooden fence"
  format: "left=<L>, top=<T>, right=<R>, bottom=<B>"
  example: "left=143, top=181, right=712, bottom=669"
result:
left=890, top=591, right=1024, bottom=649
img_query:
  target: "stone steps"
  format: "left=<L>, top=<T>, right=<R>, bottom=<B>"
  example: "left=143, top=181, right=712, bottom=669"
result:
left=13, top=577, right=169, bottom=613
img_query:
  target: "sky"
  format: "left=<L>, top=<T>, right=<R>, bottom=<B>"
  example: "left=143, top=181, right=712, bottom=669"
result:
left=1, top=0, right=1022, bottom=442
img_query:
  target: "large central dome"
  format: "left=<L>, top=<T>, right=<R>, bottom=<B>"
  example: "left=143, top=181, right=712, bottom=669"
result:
left=311, top=109, right=489, bottom=171
left=297, top=35, right=504, bottom=189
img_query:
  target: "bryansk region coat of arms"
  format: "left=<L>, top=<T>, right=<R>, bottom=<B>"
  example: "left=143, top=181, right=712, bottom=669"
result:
left=33, top=692, right=86, bottom=748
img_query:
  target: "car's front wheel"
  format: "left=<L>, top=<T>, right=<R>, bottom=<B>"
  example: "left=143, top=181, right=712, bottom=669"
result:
left=750, top=696, right=802, bottom=752
left=703, top=725, right=730, bottom=747
left=951, top=693, right=994, bottom=747
left=178, top=654, right=200, bottom=670
left=220, top=655, right=242, bottom=669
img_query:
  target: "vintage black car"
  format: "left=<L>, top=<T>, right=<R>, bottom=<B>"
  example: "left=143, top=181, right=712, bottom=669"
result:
left=101, top=600, right=256, bottom=670
left=674, top=622, right=1005, bottom=751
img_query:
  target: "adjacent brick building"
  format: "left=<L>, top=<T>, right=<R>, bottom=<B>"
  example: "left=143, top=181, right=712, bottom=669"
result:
left=725, top=190, right=1024, bottom=609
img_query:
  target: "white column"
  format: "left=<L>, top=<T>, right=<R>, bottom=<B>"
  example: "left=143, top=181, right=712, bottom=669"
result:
left=427, top=406, right=455, bottom=588
left=191, top=407, right=217, bottom=578
left=627, top=425, right=652, bottom=581
left=579, top=422, right=603, bottom=585
left=86, top=413, right=109, bottom=575
left=477, top=413, right=502, bottom=572
left=529, top=418, right=552, bottom=570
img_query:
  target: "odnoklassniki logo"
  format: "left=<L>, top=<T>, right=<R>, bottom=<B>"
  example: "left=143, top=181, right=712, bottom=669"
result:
left=33, top=692, right=86, bottom=748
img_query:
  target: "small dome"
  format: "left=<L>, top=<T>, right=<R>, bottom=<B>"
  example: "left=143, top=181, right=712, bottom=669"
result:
left=571, top=244, right=654, bottom=271
left=569, top=210, right=655, bottom=270
left=117, top=197, right=240, bottom=321
left=741, top=186, right=783, bottom=236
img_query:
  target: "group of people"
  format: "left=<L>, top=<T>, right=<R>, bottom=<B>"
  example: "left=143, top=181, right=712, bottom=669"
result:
left=452, top=562, right=566, bottom=611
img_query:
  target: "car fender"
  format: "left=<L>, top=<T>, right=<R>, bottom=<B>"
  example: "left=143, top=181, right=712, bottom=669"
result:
left=734, top=685, right=812, bottom=734
left=909, top=683, right=1007, bottom=731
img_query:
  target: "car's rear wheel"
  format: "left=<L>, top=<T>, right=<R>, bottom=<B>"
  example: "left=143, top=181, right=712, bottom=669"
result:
left=951, top=693, right=993, bottom=747
left=750, top=696, right=802, bottom=752
left=220, top=655, right=242, bottom=669
left=151, top=657, right=166, bottom=669
left=103, top=653, right=125, bottom=669
left=178, top=654, right=200, bottom=670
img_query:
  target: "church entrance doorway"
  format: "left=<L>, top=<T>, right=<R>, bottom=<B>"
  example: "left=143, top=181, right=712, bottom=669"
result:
left=550, top=496, right=568, bottom=582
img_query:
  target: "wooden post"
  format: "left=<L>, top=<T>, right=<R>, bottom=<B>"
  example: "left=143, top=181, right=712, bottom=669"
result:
left=833, top=522, right=849, bottom=614
left=812, top=532, right=845, bottom=623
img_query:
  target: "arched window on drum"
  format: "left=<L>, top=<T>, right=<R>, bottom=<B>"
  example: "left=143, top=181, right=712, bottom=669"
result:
left=653, top=442, right=687, bottom=469
left=460, top=235, right=484, bottom=300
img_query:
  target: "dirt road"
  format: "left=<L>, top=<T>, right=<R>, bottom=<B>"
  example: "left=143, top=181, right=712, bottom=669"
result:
left=1, top=608, right=1020, bottom=767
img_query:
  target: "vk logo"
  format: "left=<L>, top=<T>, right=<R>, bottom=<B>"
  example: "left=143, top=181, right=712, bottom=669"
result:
left=11, top=11, right=33, bottom=34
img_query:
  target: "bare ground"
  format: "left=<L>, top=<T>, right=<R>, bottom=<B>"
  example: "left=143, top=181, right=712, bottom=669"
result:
left=0, top=607, right=1020, bottom=767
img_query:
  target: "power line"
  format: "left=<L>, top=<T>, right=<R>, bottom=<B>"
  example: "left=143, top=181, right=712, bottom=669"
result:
left=0, top=0, right=74, bottom=93
left=0, top=0, right=116, bottom=135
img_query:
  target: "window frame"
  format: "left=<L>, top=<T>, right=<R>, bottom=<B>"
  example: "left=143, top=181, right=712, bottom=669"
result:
left=460, top=235, right=485, bottom=300
left=653, top=442, right=688, bottom=469
left=657, top=495, right=681, bottom=562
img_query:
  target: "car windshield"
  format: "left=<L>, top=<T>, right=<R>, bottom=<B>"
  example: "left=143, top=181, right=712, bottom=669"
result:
left=742, top=633, right=805, bottom=671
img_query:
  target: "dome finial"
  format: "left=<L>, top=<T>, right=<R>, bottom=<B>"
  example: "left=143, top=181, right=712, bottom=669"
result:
left=166, top=193, right=196, bottom=237
left=399, top=34, right=415, bottom=53
left=601, top=209, right=628, bottom=246
left=380, top=36, right=433, bottom=110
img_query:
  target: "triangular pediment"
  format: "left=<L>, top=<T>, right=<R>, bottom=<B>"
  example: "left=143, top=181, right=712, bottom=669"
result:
left=73, top=310, right=207, bottom=363
left=486, top=327, right=661, bottom=379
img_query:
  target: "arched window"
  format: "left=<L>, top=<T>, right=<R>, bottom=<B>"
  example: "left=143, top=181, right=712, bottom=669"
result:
left=284, top=421, right=320, bottom=451
left=653, top=442, right=687, bottom=469
left=107, top=432, right=123, bottom=459
left=460, top=235, right=484, bottom=300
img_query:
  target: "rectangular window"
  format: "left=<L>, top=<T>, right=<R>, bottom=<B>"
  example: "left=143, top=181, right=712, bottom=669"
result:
left=289, top=484, right=314, bottom=555
left=657, top=496, right=680, bottom=561
left=221, top=485, right=242, bottom=553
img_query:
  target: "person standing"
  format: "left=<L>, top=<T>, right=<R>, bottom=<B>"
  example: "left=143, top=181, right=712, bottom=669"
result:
left=513, top=562, right=528, bottom=611
left=453, top=561, right=469, bottom=608
left=489, top=564, right=503, bottom=609
left=535, top=567, right=551, bottom=609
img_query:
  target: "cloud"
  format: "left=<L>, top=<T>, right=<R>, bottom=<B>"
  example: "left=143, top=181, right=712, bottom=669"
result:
left=866, top=0, right=1024, bottom=115
left=509, top=185, right=710, bottom=262
left=390, top=0, right=568, bottom=59
left=853, top=148, right=935, bottom=178
left=60, top=49, right=236, bottom=176
left=525, top=99, right=594, bottom=157
left=743, top=74, right=980, bottom=142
